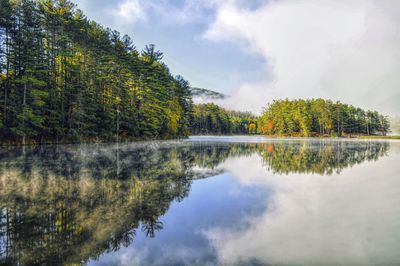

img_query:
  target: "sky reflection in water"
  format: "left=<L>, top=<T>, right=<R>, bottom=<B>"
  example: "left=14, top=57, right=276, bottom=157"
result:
left=1, top=138, right=399, bottom=265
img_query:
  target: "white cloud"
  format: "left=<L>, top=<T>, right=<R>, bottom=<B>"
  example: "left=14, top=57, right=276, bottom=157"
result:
left=205, top=0, right=400, bottom=115
left=115, top=0, right=145, bottom=25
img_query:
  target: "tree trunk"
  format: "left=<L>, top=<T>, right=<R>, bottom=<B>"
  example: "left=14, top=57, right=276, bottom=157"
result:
left=22, top=82, right=27, bottom=145
left=3, top=28, right=10, bottom=122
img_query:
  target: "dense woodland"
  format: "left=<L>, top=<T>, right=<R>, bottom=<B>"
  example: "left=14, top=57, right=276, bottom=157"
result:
left=258, top=99, right=390, bottom=137
left=190, top=103, right=257, bottom=135
left=0, top=0, right=193, bottom=144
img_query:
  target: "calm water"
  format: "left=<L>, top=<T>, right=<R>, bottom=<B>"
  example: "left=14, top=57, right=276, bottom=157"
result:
left=1, top=136, right=400, bottom=266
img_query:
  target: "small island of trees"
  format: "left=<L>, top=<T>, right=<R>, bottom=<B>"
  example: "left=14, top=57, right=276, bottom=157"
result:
left=258, top=99, right=390, bottom=137
left=189, top=99, right=390, bottom=137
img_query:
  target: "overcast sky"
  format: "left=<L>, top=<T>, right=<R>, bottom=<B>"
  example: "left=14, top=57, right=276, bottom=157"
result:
left=73, top=0, right=400, bottom=115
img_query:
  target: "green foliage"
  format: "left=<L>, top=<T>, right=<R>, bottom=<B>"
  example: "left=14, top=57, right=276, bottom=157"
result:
left=259, top=99, right=390, bottom=137
left=191, top=103, right=257, bottom=135
left=0, top=0, right=193, bottom=143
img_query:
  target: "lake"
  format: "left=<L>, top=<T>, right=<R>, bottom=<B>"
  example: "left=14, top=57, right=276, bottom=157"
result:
left=1, top=136, right=400, bottom=266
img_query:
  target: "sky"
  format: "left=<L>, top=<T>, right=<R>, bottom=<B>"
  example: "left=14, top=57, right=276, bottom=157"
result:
left=73, top=0, right=400, bottom=115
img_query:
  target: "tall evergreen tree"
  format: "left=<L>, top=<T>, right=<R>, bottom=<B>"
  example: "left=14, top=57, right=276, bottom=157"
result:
left=0, top=0, right=194, bottom=144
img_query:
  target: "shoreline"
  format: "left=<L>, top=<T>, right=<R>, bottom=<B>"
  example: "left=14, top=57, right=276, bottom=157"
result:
left=0, top=136, right=188, bottom=147
left=358, top=135, right=400, bottom=140
left=189, top=135, right=400, bottom=142
left=1, top=135, right=399, bottom=147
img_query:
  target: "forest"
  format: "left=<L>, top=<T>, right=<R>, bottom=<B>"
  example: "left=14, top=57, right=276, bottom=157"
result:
left=190, top=103, right=257, bottom=135
left=0, top=0, right=193, bottom=144
left=0, top=1, right=392, bottom=144
left=258, top=99, right=390, bottom=137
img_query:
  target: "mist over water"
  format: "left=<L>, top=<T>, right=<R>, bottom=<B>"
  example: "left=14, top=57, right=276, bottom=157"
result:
left=0, top=137, right=399, bottom=265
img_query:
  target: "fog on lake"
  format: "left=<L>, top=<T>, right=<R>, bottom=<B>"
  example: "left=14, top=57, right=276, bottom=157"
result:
left=0, top=137, right=399, bottom=265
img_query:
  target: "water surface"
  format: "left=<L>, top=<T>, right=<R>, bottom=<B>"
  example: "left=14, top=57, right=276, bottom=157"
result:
left=1, top=137, right=399, bottom=265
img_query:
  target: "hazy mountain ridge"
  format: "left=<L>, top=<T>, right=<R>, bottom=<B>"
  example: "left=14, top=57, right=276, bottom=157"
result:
left=190, top=87, right=226, bottom=100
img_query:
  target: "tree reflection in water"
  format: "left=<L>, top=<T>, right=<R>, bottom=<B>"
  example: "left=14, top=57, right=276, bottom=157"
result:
left=0, top=140, right=389, bottom=265
left=259, top=140, right=389, bottom=175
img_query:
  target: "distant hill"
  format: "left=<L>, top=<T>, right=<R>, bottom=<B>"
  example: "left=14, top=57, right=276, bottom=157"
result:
left=190, top=87, right=226, bottom=100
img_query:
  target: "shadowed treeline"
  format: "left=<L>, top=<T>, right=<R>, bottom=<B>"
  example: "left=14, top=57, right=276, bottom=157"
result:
left=0, top=140, right=390, bottom=265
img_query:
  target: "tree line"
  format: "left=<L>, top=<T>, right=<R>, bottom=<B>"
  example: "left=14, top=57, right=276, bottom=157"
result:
left=258, top=99, right=390, bottom=137
left=0, top=0, right=193, bottom=144
left=190, top=103, right=257, bottom=135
